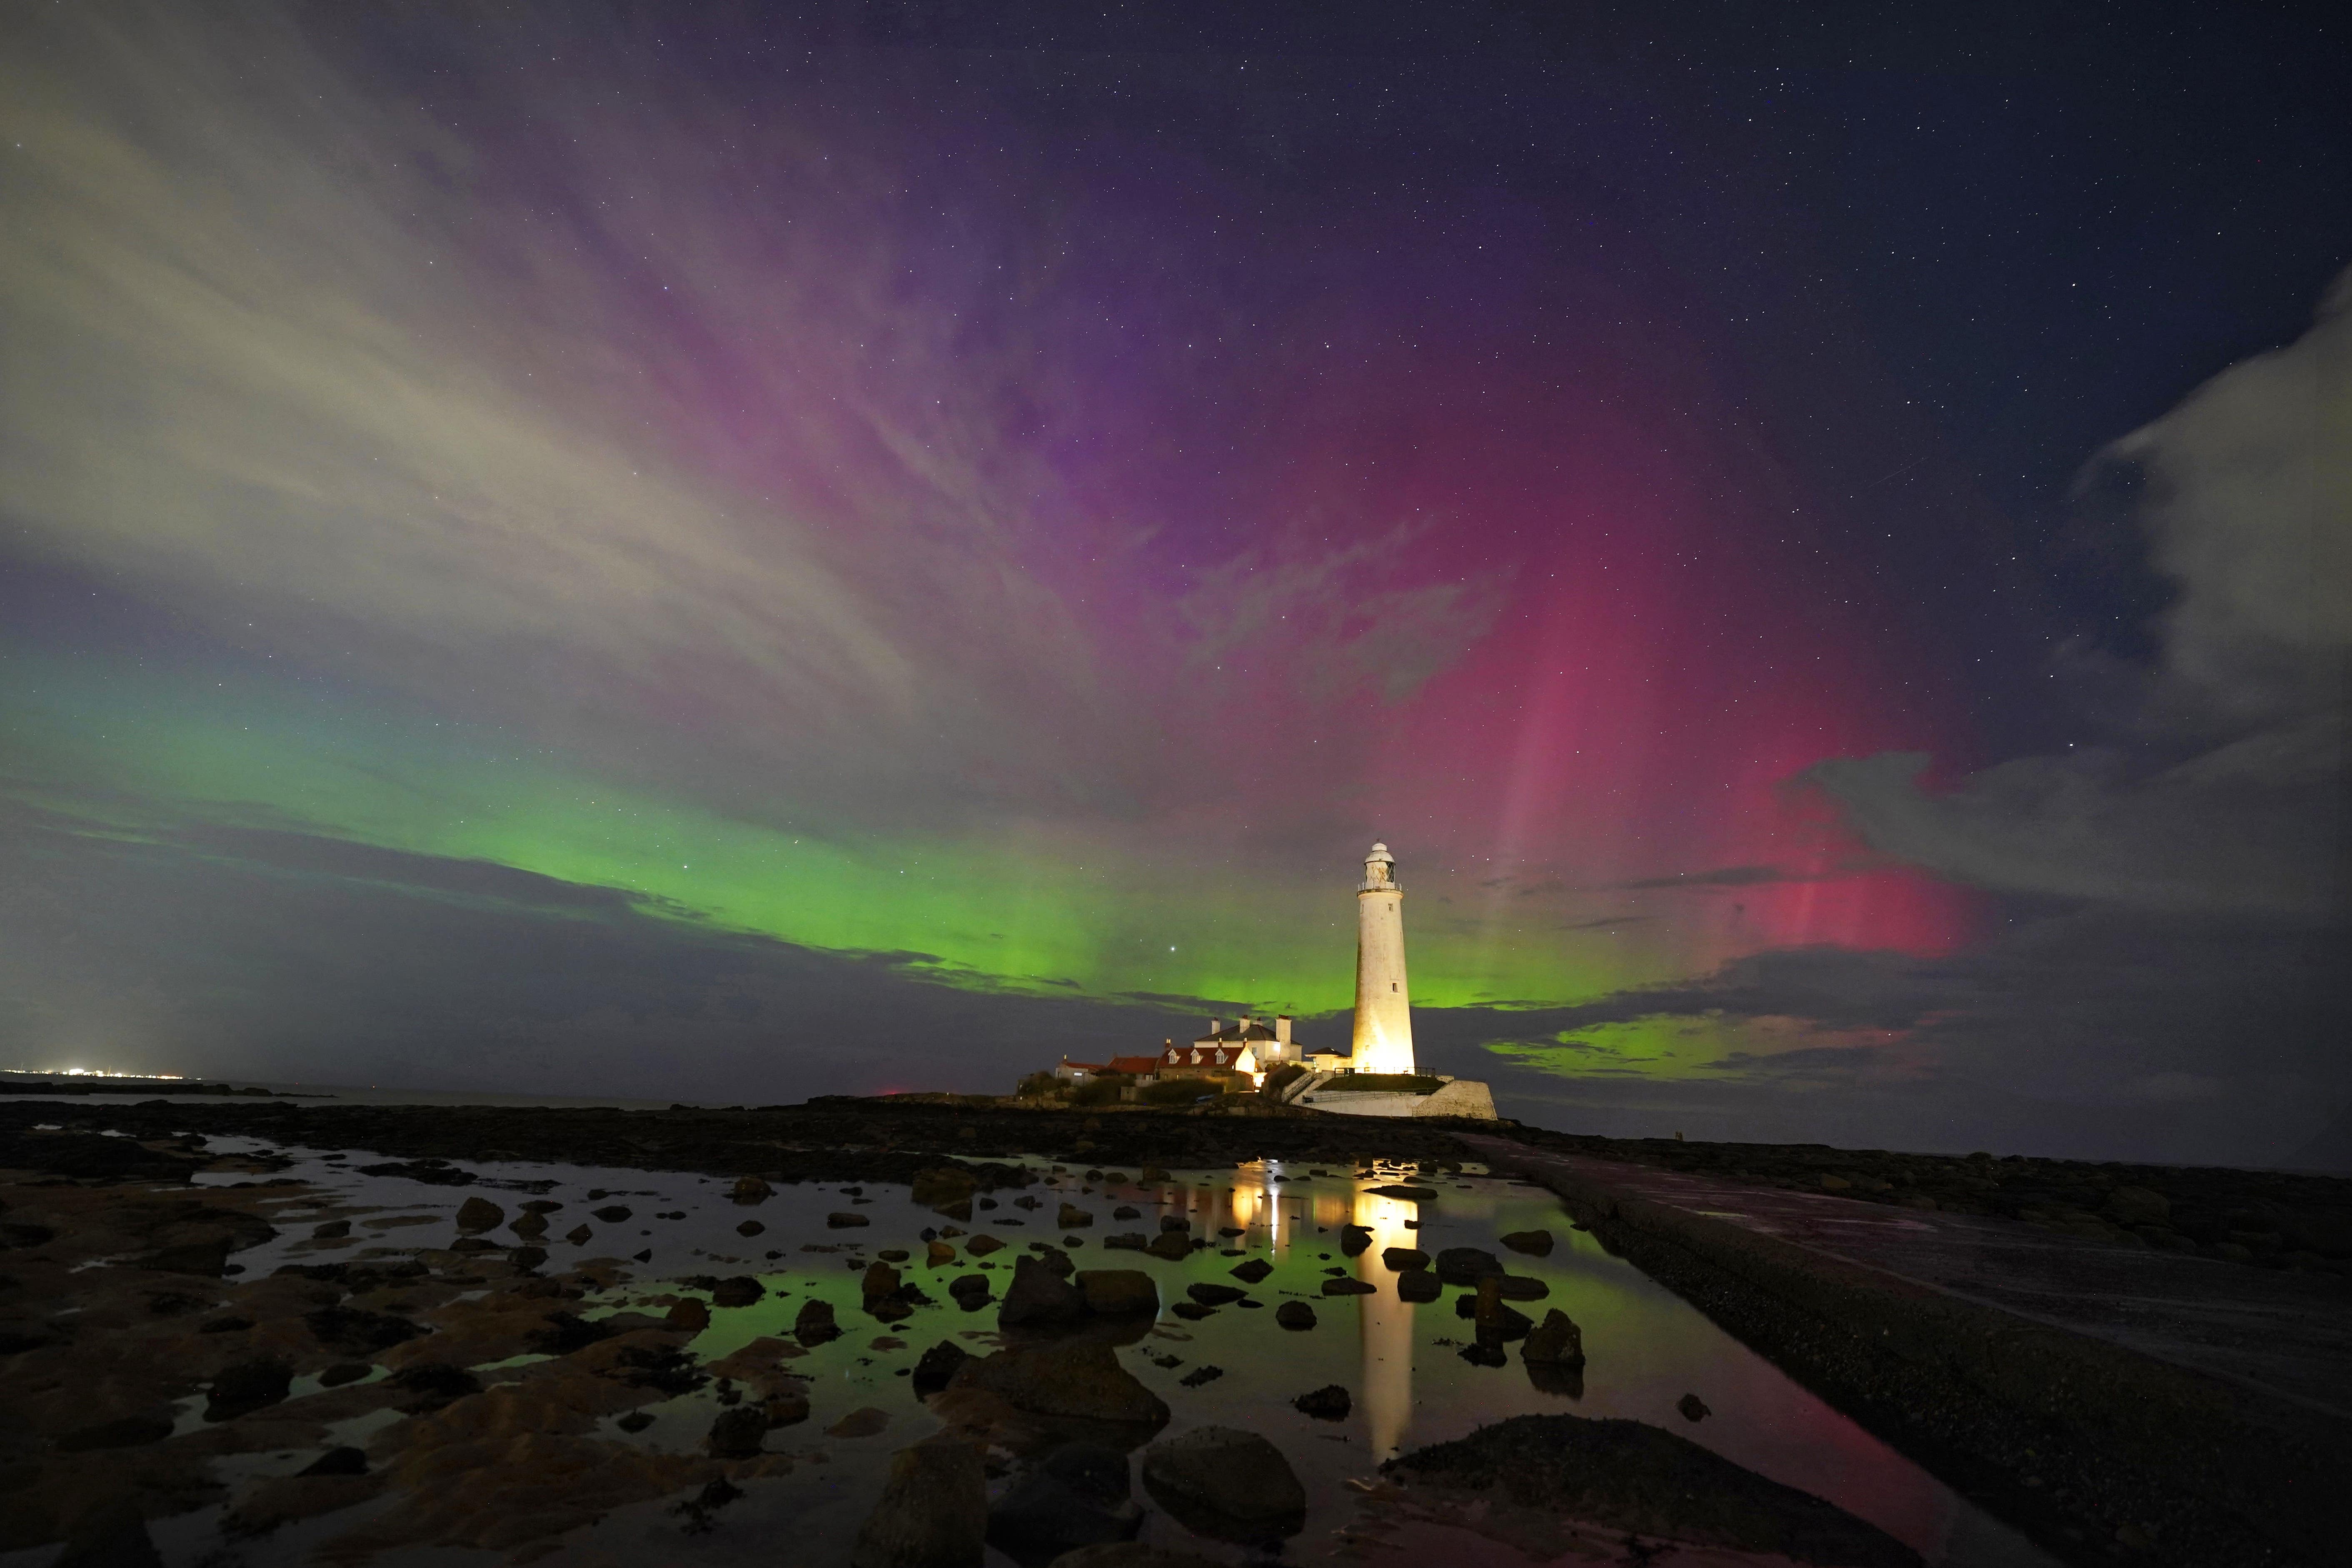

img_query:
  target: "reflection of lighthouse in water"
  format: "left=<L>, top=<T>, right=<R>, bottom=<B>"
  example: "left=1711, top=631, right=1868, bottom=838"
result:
left=1352, top=1185, right=1417, bottom=1459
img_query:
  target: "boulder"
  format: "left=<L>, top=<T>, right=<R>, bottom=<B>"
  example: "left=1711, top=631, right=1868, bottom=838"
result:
left=1077, top=1270, right=1158, bottom=1316
left=864, top=1261, right=904, bottom=1304
left=1678, top=1393, right=1712, bottom=1422
left=732, top=1175, right=774, bottom=1204
left=708, top=1406, right=769, bottom=1457
left=912, top=1340, right=971, bottom=1396
left=1228, top=1258, right=1272, bottom=1284
left=1434, top=1247, right=1502, bottom=1285
left=1145, top=1231, right=1192, bottom=1262
left=1001, top=1254, right=1086, bottom=1327
left=454, top=1196, right=505, bottom=1232
left=947, top=1273, right=991, bottom=1306
left=1292, top=1385, right=1350, bottom=1420
left=1395, top=1270, right=1441, bottom=1303
left=665, top=1298, right=712, bottom=1332
left=1111, top=1206, right=1141, bottom=1220
left=988, top=1442, right=1143, bottom=1558
left=951, top=1342, right=1171, bottom=1426
left=1493, top=1275, right=1549, bottom=1301
left=1368, top=1184, right=1438, bottom=1201
left=928, top=1240, right=957, bottom=1267
left=1103, top=1232, right=1149, bottom=1251
left=1275, top=1301, right=1316, bottom=1331
left=712, top=1276, right=765, bottom=1308
left=1380, top=1246, right=1430, bottom=1272
left=1186, top=1283, right=1248, bottom=1307
left=1320, top=1277, right=1376, bottom=1296
left=964, top=1234, right=1006, bottom=1256
left=1500, top=1228, right=1554, bottom=1256
left=1522, top=1309, right=1585, bottom=1366
left=1140, top=1427, right=1307, bottom=1544
left=851, top=1438, right=989, bottom=1568
left=1058, top=1204, right=1095, bottom=1228
left=510, top=1211, right=549, bottom=1240
left=736, top=1219, right=765, bottom=1237
left=795, top=1298, right=841, bottom=1346
left=564, top=1224, right=593, bottom=1246
left=204, top=1358, right=293, bottom=1421
left=829, top=1212, right=872, bottom=1228
left=1157, top=1216, right=1190, bottom=1232
left=591, top=1204, right=632, bottom=1223
left=1337, top=1224, right=1373, bottom=1256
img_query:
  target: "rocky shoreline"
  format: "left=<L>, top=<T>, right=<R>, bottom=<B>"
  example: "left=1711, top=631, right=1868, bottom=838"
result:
left=8, top=1096, right=2349, bottom=1566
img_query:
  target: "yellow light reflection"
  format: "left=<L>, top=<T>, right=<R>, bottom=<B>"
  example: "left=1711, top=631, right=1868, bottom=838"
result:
left=1352, top=1185, right=1418, bottom=1460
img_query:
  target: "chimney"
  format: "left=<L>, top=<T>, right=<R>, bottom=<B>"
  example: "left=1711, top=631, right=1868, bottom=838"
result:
left=1238, top=1014, right=1254, bottom=1031
left=1206, top=1019, right=1218, bottom=1038
left=1275, top=1015, right=1292, bottom=1046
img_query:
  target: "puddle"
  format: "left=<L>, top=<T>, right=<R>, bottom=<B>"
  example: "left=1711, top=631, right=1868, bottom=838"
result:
left=13, top=1139, right=2059, bottom=1567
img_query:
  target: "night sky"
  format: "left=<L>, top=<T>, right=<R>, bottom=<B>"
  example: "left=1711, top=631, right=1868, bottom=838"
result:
left=3, top=3, right=2345, bottom=1166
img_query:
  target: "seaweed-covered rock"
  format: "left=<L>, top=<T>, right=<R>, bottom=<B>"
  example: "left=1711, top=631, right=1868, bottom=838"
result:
left=1228, top=1257, right=1273, bottom=1284
left=1396, top=1269, right=1441, bottom=1303
left=1383, top=1415, right=1920, bottom=1568
left=1500, top=1228, right=1554, bottom=1256
left=1380, top=1246, right=1430, bottom=1271
left=1276, top=1301, right=1316, bottom=1330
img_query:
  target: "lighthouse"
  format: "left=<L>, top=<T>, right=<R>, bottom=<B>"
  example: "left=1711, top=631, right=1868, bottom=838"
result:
left=1351, top=842, right=1415, bottom=1075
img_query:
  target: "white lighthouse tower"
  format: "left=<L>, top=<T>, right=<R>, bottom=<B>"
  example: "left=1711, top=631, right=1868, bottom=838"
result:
left=1351, top=842, right=1415, bottom=1075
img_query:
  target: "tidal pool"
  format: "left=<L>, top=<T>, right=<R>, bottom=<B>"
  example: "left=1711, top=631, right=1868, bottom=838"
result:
left=28, top=1139, right=2056, bottom=1567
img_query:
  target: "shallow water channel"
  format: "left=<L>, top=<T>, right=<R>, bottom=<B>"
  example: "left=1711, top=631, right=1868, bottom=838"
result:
left=59, top=1139, right=2057, bottom=1567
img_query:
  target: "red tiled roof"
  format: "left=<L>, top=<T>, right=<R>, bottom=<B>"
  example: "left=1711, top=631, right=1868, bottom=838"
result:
left=1104, top=1056, right=1161, bottom=1075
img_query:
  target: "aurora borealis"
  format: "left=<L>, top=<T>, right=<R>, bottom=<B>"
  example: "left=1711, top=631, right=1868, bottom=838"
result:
left=3, top=4, right=2345, bottom=1164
